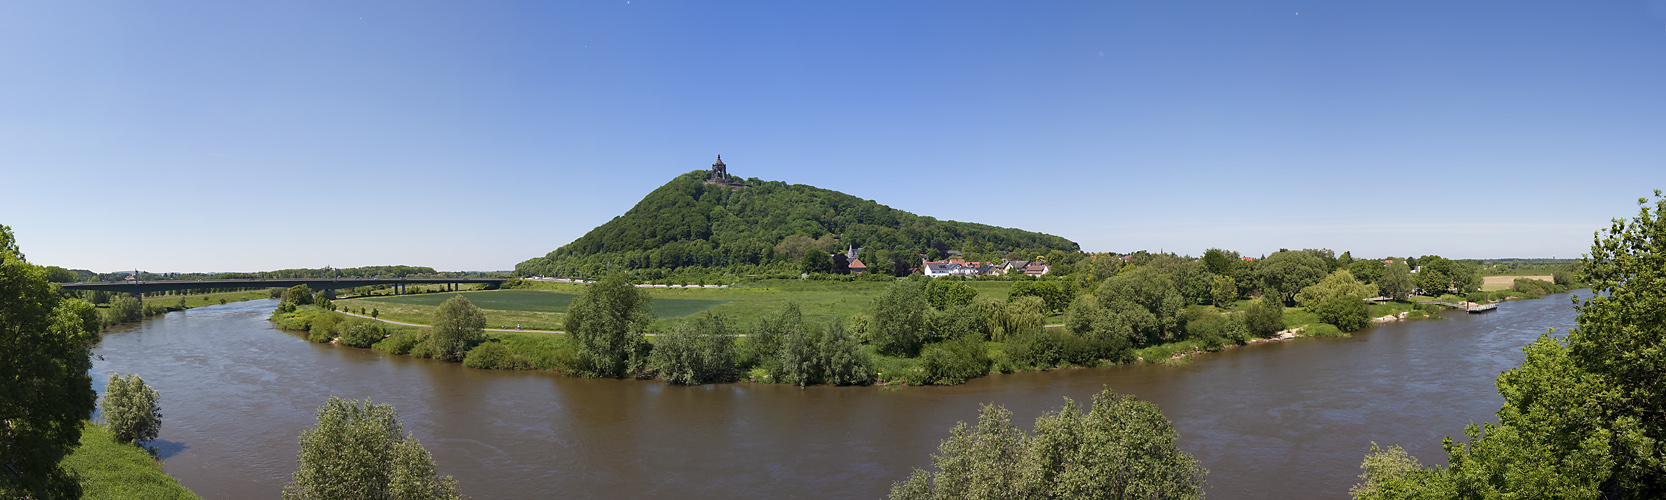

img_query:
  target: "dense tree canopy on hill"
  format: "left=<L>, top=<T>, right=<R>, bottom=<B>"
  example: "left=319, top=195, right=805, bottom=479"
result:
left=516, top=171, right=1080, bottom=277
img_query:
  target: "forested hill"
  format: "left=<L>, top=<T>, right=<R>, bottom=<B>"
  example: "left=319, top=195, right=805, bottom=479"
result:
left=515, top=170, right=1079, bottom=277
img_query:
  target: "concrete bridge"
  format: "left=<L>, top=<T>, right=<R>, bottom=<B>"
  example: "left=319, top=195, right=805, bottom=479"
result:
left=60, top=277, right=507, bottom=295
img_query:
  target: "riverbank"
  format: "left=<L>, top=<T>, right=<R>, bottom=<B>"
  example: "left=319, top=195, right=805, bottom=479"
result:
left=94, top=289, right=272, bottom=329
left=62, top=422, right=202, bottom=500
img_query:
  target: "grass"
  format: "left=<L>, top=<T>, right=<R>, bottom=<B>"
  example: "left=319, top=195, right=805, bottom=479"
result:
left=1481, top=275, right=1553, bottom=292
left=336, top=278, right=1024, bottom=332
left=62, top=422, right=201, bottom=500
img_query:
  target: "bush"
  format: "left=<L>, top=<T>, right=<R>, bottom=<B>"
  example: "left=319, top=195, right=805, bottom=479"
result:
left=1243, top=297, right=1285, bottom=338
left=872, top=280, right=931, bottom=357
left=339, top=319, right=388, bottom=348
left=462, top=341, right=535, bottom=370
left=818, top=319, right=873, bottom=386
left=1005, top=328, right=1061, bottom=369
left=650, top=313, right=737, bottom=385
left=374, top=329, right=426, bottom=355
left=920, top=335, right=991, bottom=385
left=109, top=296, right=144, bottom=324
left=1310, top=294, right=1369, bottom=333
left=99, top=373, right=162, bottom=445
left=308, top=313, right=343, bottom=343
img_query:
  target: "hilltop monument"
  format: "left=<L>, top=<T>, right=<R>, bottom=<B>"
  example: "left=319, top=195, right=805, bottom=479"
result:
left=707, top=155, right=729, bottom=183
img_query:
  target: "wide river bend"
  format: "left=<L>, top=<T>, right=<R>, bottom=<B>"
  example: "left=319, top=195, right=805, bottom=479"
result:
left=90, top=292, right=1583, bottom=499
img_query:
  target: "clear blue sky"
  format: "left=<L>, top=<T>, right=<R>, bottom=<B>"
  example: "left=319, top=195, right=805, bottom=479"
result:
left=4, top=1, right=1664, bottom=272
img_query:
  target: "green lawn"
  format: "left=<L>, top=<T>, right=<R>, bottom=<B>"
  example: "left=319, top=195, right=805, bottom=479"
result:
left=63, top=422, right=201, bottom=500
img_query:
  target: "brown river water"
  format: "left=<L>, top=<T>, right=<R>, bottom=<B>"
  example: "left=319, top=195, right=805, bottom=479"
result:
left=89, top=292, right=1583, bottom=499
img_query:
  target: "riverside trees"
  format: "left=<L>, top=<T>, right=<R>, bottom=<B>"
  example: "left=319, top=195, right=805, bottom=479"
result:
left=890, top=387, right=1206, bottom=499
left=0, top=224, right=102, bottom=499
left=1350, top=191, right=1666, bottom=499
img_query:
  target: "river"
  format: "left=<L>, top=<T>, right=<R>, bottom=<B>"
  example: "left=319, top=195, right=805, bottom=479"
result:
left=88, top=292, right=1583, bottom=499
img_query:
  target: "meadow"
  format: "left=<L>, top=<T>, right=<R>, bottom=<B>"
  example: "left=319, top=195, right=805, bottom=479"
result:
left=62, top=422, right=202, bottom=500
left=336, top=278, right=1025, bottom=332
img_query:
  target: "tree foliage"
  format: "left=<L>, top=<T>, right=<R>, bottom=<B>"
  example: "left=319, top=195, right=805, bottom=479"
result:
left=890, top=387, right=1206, bottom=500
left=514, top=171, right=1080, bottom=277
left=283, top=397, right=460, bottom=500
left=1097, top=266, right=1185, bottom=345
left=651, top=313, right=737, bottom=385
left=871, top=280, right=932, bottom=357
left=100, top=373, right=162, bottom=445
left=563, top=272, right=655, bottom=378
left=0, top=224, right=102, bottom=499
left=1257, top=250, right=1331, bottom=306
left=1378, top=261, right=1415, bottom=302
left=430, top=295, right=486, bottom=362
left=1351, top=191, right=1666, bottom=499
left=1296, top=270, right=1378, bottom=307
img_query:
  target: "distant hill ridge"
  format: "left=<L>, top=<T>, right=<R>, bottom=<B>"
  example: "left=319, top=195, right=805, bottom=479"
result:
left=515, top=168, right=1079, bottom=277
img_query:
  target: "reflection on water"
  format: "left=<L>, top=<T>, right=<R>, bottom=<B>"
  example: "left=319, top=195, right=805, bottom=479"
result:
left=91, top=294, right=1582, bottom=499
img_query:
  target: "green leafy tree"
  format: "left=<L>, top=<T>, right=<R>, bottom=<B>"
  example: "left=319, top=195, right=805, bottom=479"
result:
left=1346, top=259, right=1385, bottom=284
left=1296, top=270, right=1378, bottom=308
left=743, top=303, right=801, bottom=373
left=1351, top=191, right=1666, bottom=498
left=1096, top=266, right=1185, bottom=345
left=1201, top=248, right=1240, bottom=277
left=0, top=224, right=102, bottom=499
left=926, top=279, right=978, bottom=310
left=100, top=373, right=162, bottom=445
left=1310, top=294, right=1370, bottom=332
left=890, top=387, right=1206, bottom=499
left=564, top=272, right=654, bottom=377
left=1210, top=274, right=1238, bottom=307
left=871, top=280, right=931, bottom=356
left=1416, top=268, right=1449, bottom=296
left=430, top=296, right=486, bottom=362
left=283, top=397, right=460, bottom=500
left=1258, top=250, right=1330, bottom=306
left=283, top=284, right=314, bottom=306
left=651, top=313, right=736, bottom=385
left=817, top=318, right=873, bottom=386
left=1378, top=261, right=1414, bottom=301
left=801, top=250, right=834, bottom=274
left=1009, top=281, right=1068, bottom=313
left=1243, top=296, right=1285, bottom=338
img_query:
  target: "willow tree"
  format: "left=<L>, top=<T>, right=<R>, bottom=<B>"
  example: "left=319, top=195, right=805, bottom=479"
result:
left=284, top=397, right=459, bottom=500
left=0, top=224, right=102, bottom=498
left=430, top=295, right=486, bottom=362
left=564, top=272, right=654, bottom=378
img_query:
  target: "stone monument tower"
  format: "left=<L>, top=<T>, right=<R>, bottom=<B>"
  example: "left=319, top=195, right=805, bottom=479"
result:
left=708, top=155, right=729, bottom=184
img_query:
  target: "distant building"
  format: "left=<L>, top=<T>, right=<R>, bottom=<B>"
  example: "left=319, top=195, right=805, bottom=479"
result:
left=848, top=259, right=868, bottom=274
left=923, top=261, right=979, bottom=277
left=1023, top=263, right=1051, bottom=276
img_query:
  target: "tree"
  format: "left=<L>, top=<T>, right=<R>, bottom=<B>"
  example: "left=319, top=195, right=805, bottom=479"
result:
left=1416, top=268, right=1449, bottom=296
left=1210, top=274, right=1237, bottom=307
left=1295, top=270, right=1378, bottom=308
left=801, top=250, right=833, bottom=274
left=1378, top=261, right=1414, bottom=301
left=871, top=280, right=931, bottom=356
left=890, top=387, right=1206, bottom=500
left=100, top=373, right=162, bottom=445
left=651, top=313, right=736, bottom=385
left=1351, top=191, right=1666, bottom=498
left=1310, top=294, right=1370, bottom=332
left=1010, top=281, right=1068, bottom=313
left=564, top=272, right=655, bottom=378
left=1258, top=250, right=1330, bottom=306
left=1346, top=258, right=1385, bottom=284
left=283, top=397, right=460, bottom=500
left=817, top=318, right=873, bottom=386
left=1097, top=266, right=1185, bottom=345
left=1243, top=296, right=1285, bottom=338
left=283, top=284, right=315, bottom=306
left=925, top=279, right=977, bottom=310
left=430, top=295, right=486, bottom=362
left=1201, top=248, right=1239, bottom=277
left=0, top=224, right=102, bottom=499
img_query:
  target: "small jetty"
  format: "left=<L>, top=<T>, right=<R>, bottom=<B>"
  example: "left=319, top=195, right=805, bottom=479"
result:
left=1424, top=301, right=1499, bottom=313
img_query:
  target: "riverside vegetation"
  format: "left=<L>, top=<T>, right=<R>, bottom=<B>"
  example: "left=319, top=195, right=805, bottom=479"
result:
left=312, top=243, right=1587, bottom=388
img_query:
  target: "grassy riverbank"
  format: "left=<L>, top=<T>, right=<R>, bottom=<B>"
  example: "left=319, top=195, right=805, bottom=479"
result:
left=62, top=422, right=201, bottom=500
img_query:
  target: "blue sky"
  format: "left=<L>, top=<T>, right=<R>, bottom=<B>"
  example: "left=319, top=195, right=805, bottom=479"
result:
left=3, top=1, right=1664, bottom=272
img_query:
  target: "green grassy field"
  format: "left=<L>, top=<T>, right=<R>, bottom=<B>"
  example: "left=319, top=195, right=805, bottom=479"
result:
left=336, top=279, right=1026, bottom=332
left=62, top=422, right=202, bottom=500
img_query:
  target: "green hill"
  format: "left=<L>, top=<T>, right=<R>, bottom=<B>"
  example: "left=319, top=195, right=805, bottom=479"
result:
left=515, top=170, right=1079, bottom=278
